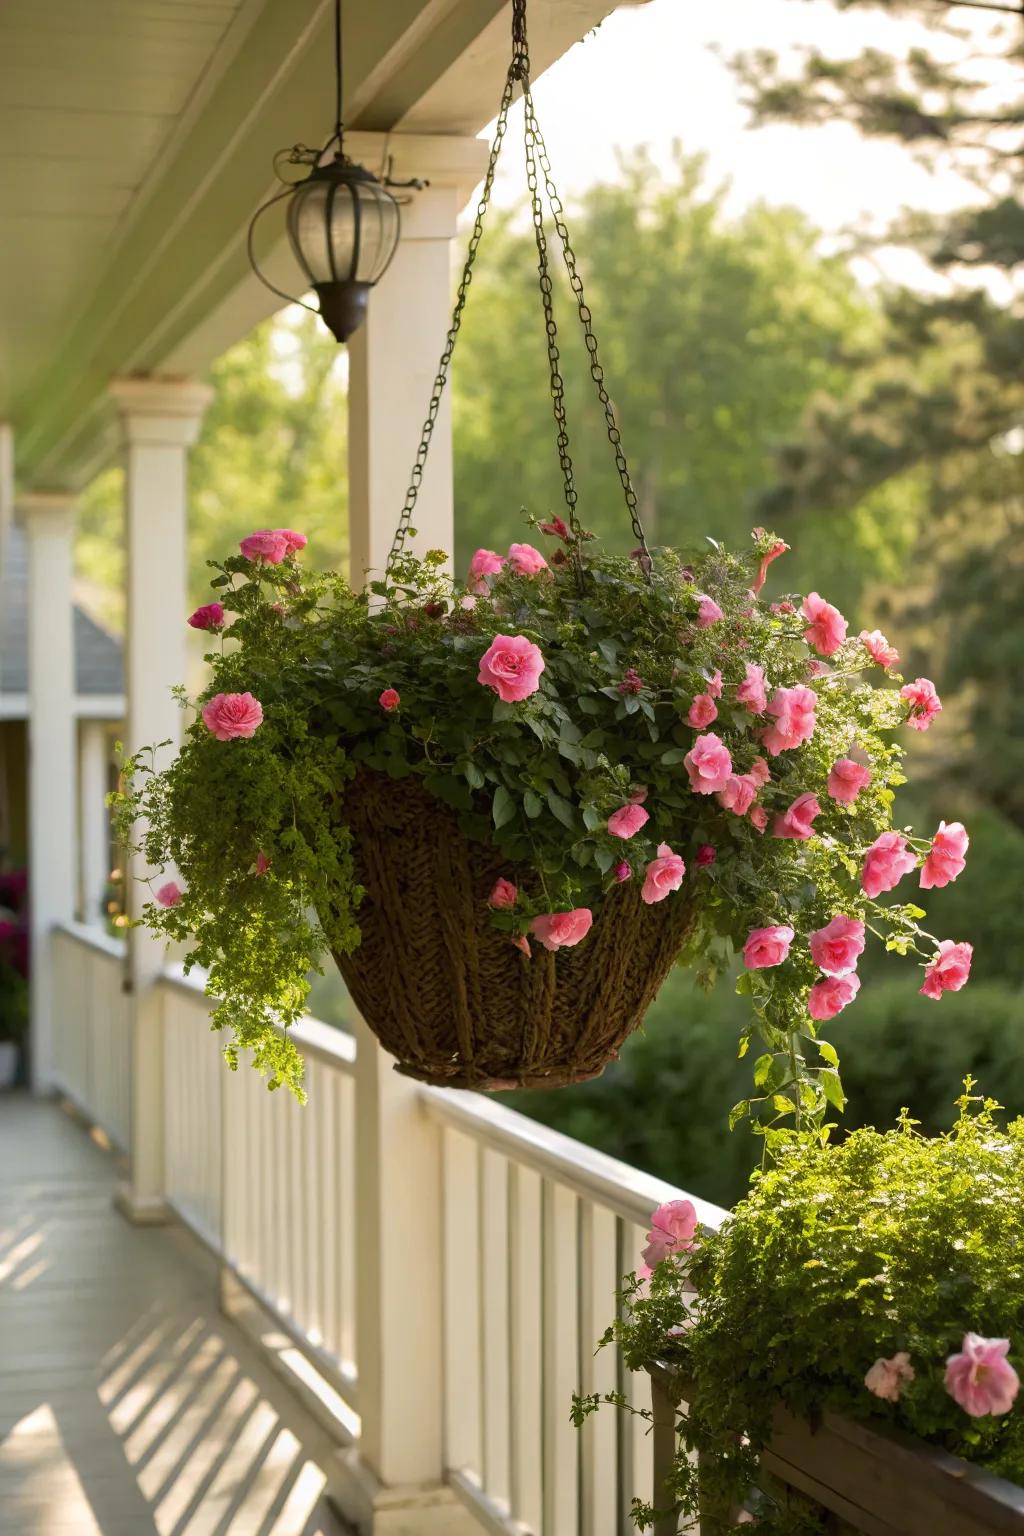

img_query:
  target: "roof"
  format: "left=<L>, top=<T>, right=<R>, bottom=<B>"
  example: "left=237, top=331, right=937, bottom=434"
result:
left=0, top=524, right=123, bottom=698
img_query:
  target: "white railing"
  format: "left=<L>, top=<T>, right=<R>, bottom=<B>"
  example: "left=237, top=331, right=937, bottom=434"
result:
left=52, top=920, right=725, bottom=1535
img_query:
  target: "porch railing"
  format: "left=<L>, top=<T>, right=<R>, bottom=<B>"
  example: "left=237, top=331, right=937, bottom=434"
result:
left=51, top=920, right=723, bottom=1535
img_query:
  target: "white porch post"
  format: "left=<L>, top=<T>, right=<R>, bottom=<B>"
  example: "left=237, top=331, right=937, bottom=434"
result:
left=339, top=172, right=483, bottom=1535
left=78, top=720, right=110, bottom=926
left=110, top=377, right=212, bottom=1223
left=21, top=491, right=77, bottom=1093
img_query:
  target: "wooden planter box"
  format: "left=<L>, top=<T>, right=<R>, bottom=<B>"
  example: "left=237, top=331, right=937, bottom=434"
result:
left=650, top=1368, right=1024, bottom=1535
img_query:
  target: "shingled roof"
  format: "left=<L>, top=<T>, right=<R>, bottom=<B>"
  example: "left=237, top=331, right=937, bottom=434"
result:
left=0, top=524, right=123, bottom=698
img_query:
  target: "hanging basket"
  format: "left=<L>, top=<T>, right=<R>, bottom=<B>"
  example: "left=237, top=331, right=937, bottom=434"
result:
left=332, top=771, right=697, bottom=1089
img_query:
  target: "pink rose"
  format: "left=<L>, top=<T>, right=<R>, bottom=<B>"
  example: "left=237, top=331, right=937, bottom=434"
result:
left=188, top=602, right=225, bottom=631
left=945, top=1335, right=1019, bottom=1417
left=274, top=528, right=307, bottom=553
left=743, top=924, right=795, bottom=969
left=697, top=595, right=723, bottom=627
left=749, top=757, right=771, bottom=787
left=735, top=663, right=767, bottom=714
left=861, top=831, right=916, bottom=899
left=240, top=529, right=289, bottom=564
left=865, top=1353, right=915, bottom=1404
left=477, top=634, right=545, bottom=703
left=717, top=773, right=758, bottom=817
left=901, top=677, right=942, bottom=732
left=809, top=915, right=866, bottom=976
left=530, top=909, right=593, bottom=951
left=761, top=685, right=817, bottom=755
left=860, top=628, right=899, bottom=668
left=801, top=591, right=848, bottom=657
left=752, top=536, right=789, bottom=595
left=750, top=805, right=769, bottom=833
left=506, top=542, right=549, bottom=576
left=254, top=852, right=271, bottom=876
left=155, top=881, right=183, bottom=907
left=920, top=821, right=969, bottom=890
left=608, top=804, right=650, bottom=840
left=202, top=691, right=264, bottom=741
left=920, top=940, right=973, bottom=1000
left=808, top=972, right=861, bottom=1020
left=687, top=693, right=718, bottom=729
left=642, top=1199, right=698, bottom=1268
left=379, top=688, right=400, bottom=712
left=772, top=793, right=822, bottom=841
left=707, top=669, right=723, bottom=699
left=696, top=844, right=717, bottom=867
left=512, top=933, right=532, bottom=957
left=628, top=785, right=649, bottom=804
left=467, top=548, right=504, bottom=594
left=685, top=733, right=733, bottom=795
left=614, top=861, right=632, bottom=883
left=770, top=600, right=796, bottom=616
left=641, top=843, right=686, bottom=904
left=828, top=758, right=872, bottom=804
left=807, top=659, right=831, bottom=679
left=488, top=877, right=518, bottom=910
left=538, top=516, right=570, bottom=540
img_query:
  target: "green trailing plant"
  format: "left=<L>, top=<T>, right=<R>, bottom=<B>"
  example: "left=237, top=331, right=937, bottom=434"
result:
left=577, top=1085, right=1024, bottom=1533
left=115, top=522, right=968, bottom=1102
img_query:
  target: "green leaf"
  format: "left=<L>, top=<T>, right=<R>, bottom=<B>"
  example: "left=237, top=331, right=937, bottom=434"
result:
left=523, top=789, right=543, bottom=818
left=660, top=748, right=689, bottom=765
left=595, top=845, right=615, bottom=874
left=753, top=1053, right=774, bottom=1089
left=818, top=1040, right=840, bottom=1069
left=464, top=762, right=485, bottom=790
left=582, top=806, right=603, bottom=832
left=547, top=790, right=576, bottom=829
left=821, top=1068, right=847, bottom=1112
left=492, top=785, right=516, bottom=829
left=729, top=1099, right=750, bottom=1130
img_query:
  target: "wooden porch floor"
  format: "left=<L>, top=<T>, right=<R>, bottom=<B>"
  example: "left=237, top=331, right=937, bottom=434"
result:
left=0, top=1094, right=351, bottom=1536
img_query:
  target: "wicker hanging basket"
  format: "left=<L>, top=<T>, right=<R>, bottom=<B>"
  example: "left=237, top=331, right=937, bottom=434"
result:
left=332, top=772, right=697, bottom=1089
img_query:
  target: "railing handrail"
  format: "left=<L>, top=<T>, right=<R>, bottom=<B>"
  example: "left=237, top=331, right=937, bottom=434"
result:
left=54, top=917, right=127, bottom=962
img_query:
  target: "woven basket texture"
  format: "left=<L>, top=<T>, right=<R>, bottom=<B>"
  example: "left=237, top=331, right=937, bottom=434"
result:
left=331, top=770, right=697, bottom=1089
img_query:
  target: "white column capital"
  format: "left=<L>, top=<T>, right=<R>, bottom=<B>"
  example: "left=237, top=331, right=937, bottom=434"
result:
left=18, top=489, right=77, bottom=534
left=109, top=377, right=214, bottom=449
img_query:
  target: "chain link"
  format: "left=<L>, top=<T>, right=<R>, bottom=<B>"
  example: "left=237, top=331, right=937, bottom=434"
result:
left=386, top=0, right=651, bottom=580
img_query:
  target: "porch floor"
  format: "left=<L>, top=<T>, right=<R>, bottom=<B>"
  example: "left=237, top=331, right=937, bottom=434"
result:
left=0, top=1093, right=351, bottom=1536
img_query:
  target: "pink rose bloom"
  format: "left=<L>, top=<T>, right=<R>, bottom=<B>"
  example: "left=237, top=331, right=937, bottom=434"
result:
left=613, top=861, right=632, bottom=883
left=801, top=591, right=848, bottom=657
left=860, top=628, right=899, bottom=668
left=188, top=602, right=225, bottom=631
left=945, top=1335, right=1019, bottom=1417
left=865, top=1353, right=915, bottom=1404
left=809, top=915, right=866, bottom=976
left=512, top=933, right=532, bottom=957
left=642, top=1199, right=698, bottom=1268
left=771, top=600, right=796, bottom=616
left=750, top=805, right=769, bottom=833
left=707, top=669, right=723, bottom=699
left=861, top=831, right=916, bottom=899
left=920, top=821, right=969, bottom=890
left=240, top=529, right=289, bottom=564
left=506, top=542, right=549, bottom=576
left=477, top=634, right=545, bottom=703
left=467, top=548, right=504, bottom=594
left=809, top=972, right=861, bottom=1020
left=828, top=758, right=872, bottom=804
left=772, top=793, right=822, bottom=841
left=628, top=785, right=649, bottom=804
left=901, top=677, right=942, bottom=732
left=254, top=851, right=272, bottom=876
left=685, top=733, right=733, bottom=795
left=696, top=595, right=724, bottom=628
left=378, top=688, right=400, bottom=712
left=538, top=516, right=570, bottom=541
left=642, top=843, right=686, bottom=904
left=752, top=536, right=789, bottom=595
left=274, top=528, right=307, bottom=553
left=202, top=691, right=264, bottom=741
left=687, top=693, right=718, bottom=728
left=608, top=804, right=650, bottom=840
left=920, top=940, right=973, bottom=1000
left=531, top=908, right=593, bottom=951
left=743, top=924, right=795, bottom=969
left=761, top=685, right=817, bottom=755
left=736, top=663, right=767, bottom=714
left=806, top=659, right=831, bottom=679
left=696, top=844, right=717, bottom=867
left=155, top=881, right=183, bottom=907
left=718, top=773, right=758, bottom=817
left=748, top=757, right=771, bottom=788
left=488, top=877, right=518, bottom=910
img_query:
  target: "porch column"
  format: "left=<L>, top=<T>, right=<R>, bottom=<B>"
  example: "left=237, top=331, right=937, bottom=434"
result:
left=78, top=721, right=110, bottom=927
left=110, top=377, right=212, bottom=1223
left=21, top=491, right=77, bottom=1093
left=341, top=175, right=482, bottom=1534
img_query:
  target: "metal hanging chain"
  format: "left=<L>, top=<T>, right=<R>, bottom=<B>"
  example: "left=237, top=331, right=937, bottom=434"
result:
left=386, top=0, right=652, bottom=578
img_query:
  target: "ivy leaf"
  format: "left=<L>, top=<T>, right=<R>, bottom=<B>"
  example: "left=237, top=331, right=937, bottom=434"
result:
left=492, top=785, right=516, bottom=829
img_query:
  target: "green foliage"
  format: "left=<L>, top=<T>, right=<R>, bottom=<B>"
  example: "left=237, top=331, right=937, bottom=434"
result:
left=583, top=1090, right=1024, bottom=1532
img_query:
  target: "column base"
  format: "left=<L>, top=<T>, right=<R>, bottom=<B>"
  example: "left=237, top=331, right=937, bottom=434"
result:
left=327, top=1451, right=479, bottom=1536
left=113, top=1180, right=170, bottom=1225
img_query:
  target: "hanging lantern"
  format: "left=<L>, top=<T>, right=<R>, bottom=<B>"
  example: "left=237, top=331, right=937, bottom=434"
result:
left=247, top=0, right=404, bottom=342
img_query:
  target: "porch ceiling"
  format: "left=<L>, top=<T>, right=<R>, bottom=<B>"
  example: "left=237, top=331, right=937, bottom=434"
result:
left=0, top=0, right=647, bottom=494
